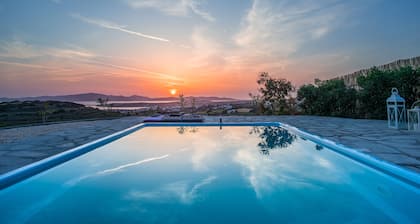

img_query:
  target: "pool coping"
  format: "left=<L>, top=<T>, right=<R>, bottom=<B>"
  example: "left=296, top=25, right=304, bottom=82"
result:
left=0, top=122, right=419, bottom=190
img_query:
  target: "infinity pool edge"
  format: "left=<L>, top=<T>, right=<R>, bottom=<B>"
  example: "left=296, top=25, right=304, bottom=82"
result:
left=0, top=122, right=418, bottom=190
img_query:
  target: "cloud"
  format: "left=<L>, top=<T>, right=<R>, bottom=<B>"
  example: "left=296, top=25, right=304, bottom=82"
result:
left=84, top=59, right=184, bottom=83
left=235, top=0, right=346, bottom=56
left=0, top=39, right=182, bottom=83
left=98, top=154, right=170, bottom=174
left=0, top=39, right=95, bottom=59
left=71, top=13, right=170, bottom=42
left=64, top=154, right=170, bottom=187
left=180, top=0, right=353, bottom=92
left=0, top=40, right=42, bottom=58
left=126, top=175, right=217, bottom=204
left=48, top=48, right=95, bottom=58
left=124, top=0, right=215, bottom=22
left=187, top=27, right=226, bottom=70
left=233, top=139, right=346, bottom=199
left=188, top=0, right=215, bottom=22
left=0, top=61, right=73, bottom=75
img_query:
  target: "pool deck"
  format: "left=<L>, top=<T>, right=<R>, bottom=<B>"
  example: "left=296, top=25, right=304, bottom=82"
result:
left=0, top=115, right=419, bottom=175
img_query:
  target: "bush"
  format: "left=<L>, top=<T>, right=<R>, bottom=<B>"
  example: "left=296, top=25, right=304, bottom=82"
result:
left=357, top=67, right=419, bottom=119
left=296, top=66, right=420, bottom=119
left=297, top=79, right=357, bottom=117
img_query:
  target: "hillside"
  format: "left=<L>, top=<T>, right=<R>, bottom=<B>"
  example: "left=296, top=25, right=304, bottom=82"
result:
left=0, top=101, right=123, bottom=127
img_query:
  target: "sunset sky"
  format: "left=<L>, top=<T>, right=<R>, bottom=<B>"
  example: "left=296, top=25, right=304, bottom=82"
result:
left=1, top=0, right=419, bottom=98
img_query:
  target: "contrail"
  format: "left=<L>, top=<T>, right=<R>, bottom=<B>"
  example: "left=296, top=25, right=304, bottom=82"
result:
left=71, top=13, right=170, bottom=42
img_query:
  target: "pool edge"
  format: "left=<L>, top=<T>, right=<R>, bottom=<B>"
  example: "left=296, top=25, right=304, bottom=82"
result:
left=0, top=123, right=148, bottom=190
left=279, top=122, right=420, bottom=189
left=0, top=121, right=418, bottom=190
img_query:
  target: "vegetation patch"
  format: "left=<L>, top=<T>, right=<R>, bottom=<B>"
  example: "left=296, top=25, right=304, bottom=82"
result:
left=0, top=101, right=124, bottom=128
left=250, top=66, right=419, bottom=119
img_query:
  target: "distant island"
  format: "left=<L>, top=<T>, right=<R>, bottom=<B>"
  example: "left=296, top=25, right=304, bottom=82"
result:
left=0, top=93, right=238, bottom=103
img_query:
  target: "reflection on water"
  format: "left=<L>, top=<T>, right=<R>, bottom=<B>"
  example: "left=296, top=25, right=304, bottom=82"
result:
left=126, top=175, right=217, bottom=205
left=175, top=126, right=297, bottom=156
left=315, top=144, right=324, bottom=151
left=250, top=126, right=296, bottom=155
left=176, top=126, right=199, bottom=134
left=0, top=126, right=417, bottom=223
left=99, top=154, right=170, bottom=175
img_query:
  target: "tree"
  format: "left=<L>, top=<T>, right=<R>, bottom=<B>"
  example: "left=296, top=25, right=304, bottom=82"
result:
left=357, top=66, right=420, bottom=119
left=296, top=83, right=319, bottom=114
left=191, top=97, right=196, bottom=113
left=176, top=126, right=199, bottom=135
left=249, top=93, right=265, bottom=114
left=357, top=68, right=399, bottom=119
left=394, top=67, right=420, bottom=108
left=253, top=72, right=295, bottom=114
left=297, top=79, right=357, bottom=117
left=296, top=66, right=419, bottom=119
left=39, top=102, right=52, bottom=123
left=179, top=93, right=185, bottom=112
left=250, top=126, right=296, bottom=155
left=96, top=98, right=109, bottom=107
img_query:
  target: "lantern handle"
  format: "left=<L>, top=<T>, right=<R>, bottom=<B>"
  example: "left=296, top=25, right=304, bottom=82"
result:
left=391, top=87, right=399, bottom=95
left=412, top=100, right=420, bottom=109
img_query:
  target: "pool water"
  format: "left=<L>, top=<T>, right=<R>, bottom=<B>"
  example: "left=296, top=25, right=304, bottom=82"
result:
left=0, top=126, right=419, bottom=223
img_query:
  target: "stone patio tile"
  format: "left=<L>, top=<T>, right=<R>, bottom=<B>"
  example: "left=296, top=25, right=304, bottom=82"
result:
left=397, top=149, right=420, bottom=158
left=57, top=142, right=76, bottom=148
left=360, top=144, right=400, bottom=154
left=8, top=144, right=36, bottom=151
left=6, top=150, right=49, bottom=158
left=0, top=156, right=35, bottom=167
left=374, top=153, right=420, bottom=165
left=0, top=150, right=10, bottom=156
left=405, top=166, right=420, bottom=173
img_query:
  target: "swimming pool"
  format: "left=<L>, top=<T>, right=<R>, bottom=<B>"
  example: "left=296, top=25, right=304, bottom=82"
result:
left=0, top=123, right=419, bottom=223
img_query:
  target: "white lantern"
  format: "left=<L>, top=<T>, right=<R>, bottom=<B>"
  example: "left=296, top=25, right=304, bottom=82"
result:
left=408, top=100, right=420, bottom=131
left=386, top=88, right=406, bottom=129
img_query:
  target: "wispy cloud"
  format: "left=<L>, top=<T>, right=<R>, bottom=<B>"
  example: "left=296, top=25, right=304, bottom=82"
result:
left=126, top=176, right=217, bottom=204
left=188, top=0, right=347, bottom=72
left=124, top=0, right=215, bottom=22
left=71, top=13, right=170, bottom=42
left=84, top=59, right=184, bottom=82
left=0, top=61, right=73, bottom=74
left=188, top=0, right=215, bottom=22
left=99, top=154, right=170, bottom=174
left=0, top=39, right=95, bottom=59
left=0, top=39, right=183, bottom=85
left=0, top=39, right=43, bottom=58
left=235, top=0, right=348, bottom=55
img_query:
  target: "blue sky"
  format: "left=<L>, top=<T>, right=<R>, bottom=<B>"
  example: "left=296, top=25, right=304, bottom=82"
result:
left=0, top=0, right=419, bottom=98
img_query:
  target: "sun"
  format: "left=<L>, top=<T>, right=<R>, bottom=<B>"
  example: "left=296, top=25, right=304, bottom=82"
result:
left=169, top=88, right=177, bottom=96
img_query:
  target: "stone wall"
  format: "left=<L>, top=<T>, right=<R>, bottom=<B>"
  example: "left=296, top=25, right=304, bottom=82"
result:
left=335, top=56, right=420, bottom=88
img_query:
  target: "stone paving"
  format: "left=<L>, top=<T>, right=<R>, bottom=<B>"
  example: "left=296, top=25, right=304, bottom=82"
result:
left=0, top=115, right=419, bottom=174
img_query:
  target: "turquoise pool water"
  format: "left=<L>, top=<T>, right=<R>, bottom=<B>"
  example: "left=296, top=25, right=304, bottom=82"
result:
left=0, top=125, right=419, bottom=223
